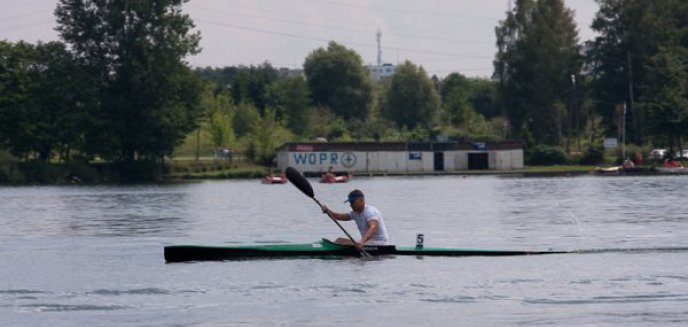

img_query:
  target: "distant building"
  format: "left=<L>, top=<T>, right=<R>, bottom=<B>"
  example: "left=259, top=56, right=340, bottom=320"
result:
left=367, top=63, right=397, bottom=81
left=278, top=67, right=304, bottom=78
left=275, top=141, right=524, bottom=174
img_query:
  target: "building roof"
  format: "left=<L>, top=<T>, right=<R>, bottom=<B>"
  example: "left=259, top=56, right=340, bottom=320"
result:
left=276, top=141, right=524, bottom=152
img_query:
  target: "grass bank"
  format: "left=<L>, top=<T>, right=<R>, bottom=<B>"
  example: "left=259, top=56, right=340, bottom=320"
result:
left=165, top=159, right=269, bottom=180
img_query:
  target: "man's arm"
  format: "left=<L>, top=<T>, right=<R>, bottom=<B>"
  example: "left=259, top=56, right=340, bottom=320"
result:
left=358, top=219, right=379, bottom=245
left=320, top=205, right=350, bottom=221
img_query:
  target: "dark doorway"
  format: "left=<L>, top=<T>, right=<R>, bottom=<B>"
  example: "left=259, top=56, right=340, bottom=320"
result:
left=468, top=153, right=489, bottom=170
left=434, top=152, right=444, bottom=171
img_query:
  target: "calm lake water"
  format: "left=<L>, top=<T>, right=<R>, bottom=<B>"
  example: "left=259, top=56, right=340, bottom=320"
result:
left=1, top=175, right=687, bottom=326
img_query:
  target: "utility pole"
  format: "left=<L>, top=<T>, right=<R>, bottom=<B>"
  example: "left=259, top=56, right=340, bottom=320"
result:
left=195, top=127, right=200, bottom=161
left=626, top=51, right=636, bottom=144
left=572, top=74, right=580, bottom=153
left=621, top=103, right=626, bottom=161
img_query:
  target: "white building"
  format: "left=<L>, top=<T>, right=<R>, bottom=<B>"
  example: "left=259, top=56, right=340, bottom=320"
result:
left=367, top=63, right=396, bottom=81
left=275, top=141, right=524, bottom=174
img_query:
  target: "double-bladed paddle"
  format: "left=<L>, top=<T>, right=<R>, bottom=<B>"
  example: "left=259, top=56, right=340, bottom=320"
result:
left=285, top=166, right=371, bottom=258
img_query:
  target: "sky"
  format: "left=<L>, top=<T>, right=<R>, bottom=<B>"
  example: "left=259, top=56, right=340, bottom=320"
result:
left=0, top=0, right=599, bottom=78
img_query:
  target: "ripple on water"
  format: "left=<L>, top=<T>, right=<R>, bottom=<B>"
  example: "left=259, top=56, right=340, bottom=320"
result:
left=0, top=290, right=53, bottom=295
left=524, top=293, right=688, bottom=305
left=19, top=303, right=129, bottom=312
left=88, top=288, right=203, bottom=296
left=420, top=295, right=477, bottom=303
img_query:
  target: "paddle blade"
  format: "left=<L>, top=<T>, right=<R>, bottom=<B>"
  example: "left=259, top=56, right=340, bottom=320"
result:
left=285, top=166, right=314, bottom=198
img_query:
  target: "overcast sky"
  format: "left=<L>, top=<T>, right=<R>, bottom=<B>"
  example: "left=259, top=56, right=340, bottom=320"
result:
left=1, top=0, right=599, bottom=78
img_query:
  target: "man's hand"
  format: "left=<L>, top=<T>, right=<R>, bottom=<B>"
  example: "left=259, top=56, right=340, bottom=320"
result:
left=354, top=240, right=364, bottom=250
left=320, top=204, right=329, bottom=214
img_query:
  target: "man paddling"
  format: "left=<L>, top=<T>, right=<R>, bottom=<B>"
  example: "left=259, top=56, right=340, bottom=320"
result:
left=320, top=189, right=389, bottom=249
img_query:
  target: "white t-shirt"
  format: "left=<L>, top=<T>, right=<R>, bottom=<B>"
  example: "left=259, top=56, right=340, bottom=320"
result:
left=349, top=205, right=389, bottom=245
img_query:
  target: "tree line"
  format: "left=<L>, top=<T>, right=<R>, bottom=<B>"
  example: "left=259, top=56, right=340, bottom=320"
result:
left=2, top=0, right=687, bottom=179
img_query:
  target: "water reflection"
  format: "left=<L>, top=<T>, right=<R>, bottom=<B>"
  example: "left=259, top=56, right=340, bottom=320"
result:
left=0, top=186, right=194, bottom=237
left=61, top=192, right=189, bottom=236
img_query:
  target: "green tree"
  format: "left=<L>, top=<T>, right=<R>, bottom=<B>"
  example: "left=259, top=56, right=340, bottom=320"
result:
left=266, top=76, right=311, bottom=136
left=205, top=91, right=235, bottom=149
left=0, top=41, right=93, bottom=161
left=233, top=102, right=260, bottom=138
left=55, top=0, right=203, bottom=163
left=381, top=61, right=440, bottom=130
left=439, top=73, right=472, bottom=126
left=28, top=42, right=95, bottom=161
left=466, top=78, right=500, bottom=119
left=303, top=41, right=373, bottom=120
left=641, top=47, right=688, bottom=150
left=229, top=63, right=278, bottom=111
left=589, top=0, right=688, bottom=144
left=494, top=0, right=581, bottom=146
left=0, top=41, right=34, bottom=157
left=249, top=108, right=293, bottom=165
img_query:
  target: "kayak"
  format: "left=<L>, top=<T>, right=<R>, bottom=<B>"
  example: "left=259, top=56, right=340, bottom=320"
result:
left=164, top=238, right=564, bottom=262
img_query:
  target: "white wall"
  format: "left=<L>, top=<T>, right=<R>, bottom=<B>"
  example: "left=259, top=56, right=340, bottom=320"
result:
left=422, top=152, right=434, bottom=172
left=277, top=149, right=523, bottom=172
left=372, top=152, right=407, bottom=172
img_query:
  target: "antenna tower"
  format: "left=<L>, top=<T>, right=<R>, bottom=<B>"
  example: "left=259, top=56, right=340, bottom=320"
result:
left=376, top=29, right=382, bottom=66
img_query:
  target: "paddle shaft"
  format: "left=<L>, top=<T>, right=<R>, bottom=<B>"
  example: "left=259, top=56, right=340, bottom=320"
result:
left=311, top=197, right=359, bottom=244
left=284, top=166, right=370, bottom=257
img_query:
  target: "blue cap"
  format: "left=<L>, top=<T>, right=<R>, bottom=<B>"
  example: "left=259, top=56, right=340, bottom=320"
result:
left=345, top=189, right=364, bottom=203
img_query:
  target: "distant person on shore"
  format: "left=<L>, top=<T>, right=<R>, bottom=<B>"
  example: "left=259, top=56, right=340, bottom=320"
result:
left=222, top=146, right=232, bottom=162
left=623, top=158, right=635, bottom=168
left=319, top=189, right=389, bottom=249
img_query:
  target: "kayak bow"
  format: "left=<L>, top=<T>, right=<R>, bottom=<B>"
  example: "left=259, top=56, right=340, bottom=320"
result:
left=164, top=239, right=564, bottom=262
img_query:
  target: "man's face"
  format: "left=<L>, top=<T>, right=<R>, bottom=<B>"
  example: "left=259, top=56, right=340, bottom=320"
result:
left=349, top=197, right=365, bottom=212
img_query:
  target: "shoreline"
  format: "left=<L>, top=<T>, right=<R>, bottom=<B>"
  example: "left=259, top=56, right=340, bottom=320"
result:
left=2, top=163, right=680, bottom=186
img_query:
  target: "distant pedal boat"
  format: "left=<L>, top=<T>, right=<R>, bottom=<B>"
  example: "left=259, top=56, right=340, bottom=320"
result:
left=319, top=174, right=350, bottom=183
left=655, top=166, right=687, bottom=174
left=262, top=174, right=288, bottom=184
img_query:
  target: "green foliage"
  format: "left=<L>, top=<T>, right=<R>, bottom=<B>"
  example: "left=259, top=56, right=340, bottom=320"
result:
left=589, top=0, right=688, bottom=145
left=579, top=146, right=605, bottom=165
left=248, top=108, right=293, bottom=165
left=440, top=116, right=509, bottom=142
left=305, top=106, right=337, bottom=140
left=440, top=73, right=472, bottom=126
left=205, top=91, right=235, bottom=148
left=640, top=46, right=688, bottom=148
left=526, top=145, right=568, bottom=166
left=381, top=61, right=440, bottom=130
left=196, top=63, right=279, bottom=111
left=55, top=0, right=203, bottom=162
left=228, top=63, right=278, bottom=111
left=0, top=150, right=21, bottom=183
left=304, top=41, right=373, bottom=119
left=233, top=102, right=260, bottom=138
left=266, top=76, right=311, bottom=135
left=0, top=41, right=92, bottom=161
left=494, top=0, right=581, bottom=145
left=467, top=78, right=500, bottom=118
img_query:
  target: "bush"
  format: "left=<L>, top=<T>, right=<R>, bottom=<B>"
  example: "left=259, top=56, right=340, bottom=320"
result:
left=0, top=150, right=22, bottom=183
left=579, top=146, right=605, bottom=165
left=526, top=145, right=567, bottom=165
left=18, top=161, right=64, bottom=184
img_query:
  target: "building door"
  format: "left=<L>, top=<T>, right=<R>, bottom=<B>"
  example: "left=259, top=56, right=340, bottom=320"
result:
left=434, top=152, right=444, bottom=171
left=468, top=153, right=489, bottom=170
